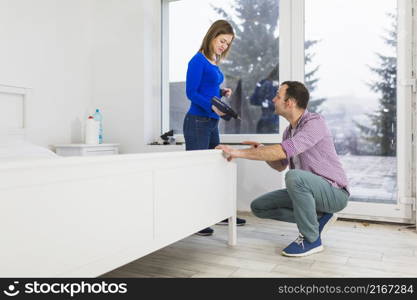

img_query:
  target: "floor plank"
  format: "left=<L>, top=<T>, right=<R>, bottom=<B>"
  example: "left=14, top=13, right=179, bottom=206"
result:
left=101, top=213, right=417, bottom=278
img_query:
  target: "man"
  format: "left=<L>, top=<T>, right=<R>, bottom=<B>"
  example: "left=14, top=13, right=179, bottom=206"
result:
left=216, top=81, right=349, bottom=257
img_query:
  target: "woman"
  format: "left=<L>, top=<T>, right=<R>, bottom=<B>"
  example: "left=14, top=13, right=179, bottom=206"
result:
left=183, top=20, right=246, bottom=236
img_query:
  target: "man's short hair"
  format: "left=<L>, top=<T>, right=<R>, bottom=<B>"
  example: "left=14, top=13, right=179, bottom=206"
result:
left=281, top=81, right=310, bottom=109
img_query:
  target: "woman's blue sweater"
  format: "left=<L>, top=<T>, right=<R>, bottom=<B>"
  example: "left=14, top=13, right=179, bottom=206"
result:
left=185, top=52, right=224, bottom=119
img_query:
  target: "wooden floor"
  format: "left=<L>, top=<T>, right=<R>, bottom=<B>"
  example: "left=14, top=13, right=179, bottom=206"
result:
left=102, top=213, right=417, bottom=278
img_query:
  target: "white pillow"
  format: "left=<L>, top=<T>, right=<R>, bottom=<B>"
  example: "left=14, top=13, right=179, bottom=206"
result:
left=0, top=140, right=58, bottom=159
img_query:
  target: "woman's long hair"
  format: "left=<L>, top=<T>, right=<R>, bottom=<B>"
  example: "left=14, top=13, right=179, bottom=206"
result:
left=199, top=20, right=234, bottom=64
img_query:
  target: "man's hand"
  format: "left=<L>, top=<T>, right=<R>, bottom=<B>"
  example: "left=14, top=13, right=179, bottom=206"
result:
left=222, top=88, right=233, bottom=97
left=215, top=144, right=238, bottom=161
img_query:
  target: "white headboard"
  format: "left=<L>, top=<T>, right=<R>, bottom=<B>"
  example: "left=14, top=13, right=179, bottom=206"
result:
left=0, top=83, right=30, bottom=141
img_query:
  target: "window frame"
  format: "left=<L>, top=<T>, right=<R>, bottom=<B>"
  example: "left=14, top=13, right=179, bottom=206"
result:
left=413, top=0, right=417, bottom=225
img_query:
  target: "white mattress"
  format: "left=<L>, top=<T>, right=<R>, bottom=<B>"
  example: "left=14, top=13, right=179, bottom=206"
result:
left=0, top=140, right=58, bottom=162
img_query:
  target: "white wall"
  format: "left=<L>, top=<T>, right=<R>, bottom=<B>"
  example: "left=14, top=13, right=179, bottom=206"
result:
left=0, top=0, right=161, bottom=153
left=0, top=0, right=93, bottom=147
left=236, top=158, right=284, bottom=211
left=90, top=0, right=161, bottom=154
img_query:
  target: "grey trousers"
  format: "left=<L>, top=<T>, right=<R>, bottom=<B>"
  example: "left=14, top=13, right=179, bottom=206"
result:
left=251, top=169, right=349, bottom=242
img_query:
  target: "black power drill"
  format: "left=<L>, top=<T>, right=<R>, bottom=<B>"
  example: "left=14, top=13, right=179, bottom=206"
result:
left=211, top=96, right=240, bottom=121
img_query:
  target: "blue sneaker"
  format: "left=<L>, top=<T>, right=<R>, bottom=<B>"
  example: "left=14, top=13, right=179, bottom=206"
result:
left=318, top=213, right=338, bottom=236
left=282, top=234, right=324, bottom=257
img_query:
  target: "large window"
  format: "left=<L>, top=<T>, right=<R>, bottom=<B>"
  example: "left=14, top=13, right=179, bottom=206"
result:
left=165, top=0, right=280, bottom=137
left=305, top=0, right=398, bottom=204
left=162, top=0, right=415, bottom=222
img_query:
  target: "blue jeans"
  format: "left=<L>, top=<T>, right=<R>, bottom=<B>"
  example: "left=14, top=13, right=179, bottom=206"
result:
left=183, top=114, right=220, bottom=150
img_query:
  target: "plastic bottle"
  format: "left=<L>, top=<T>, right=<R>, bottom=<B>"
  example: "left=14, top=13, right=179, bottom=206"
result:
left=93, top=108, right=103, bottom=144
left=85, top=116, right=99, bottom=144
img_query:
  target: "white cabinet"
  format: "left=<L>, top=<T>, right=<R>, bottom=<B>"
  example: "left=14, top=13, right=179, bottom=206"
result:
left=53, top=143, right=119, bottom=157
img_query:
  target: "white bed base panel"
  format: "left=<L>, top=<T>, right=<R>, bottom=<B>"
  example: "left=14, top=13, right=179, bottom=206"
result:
left=0, top=149, right=237, bottom=277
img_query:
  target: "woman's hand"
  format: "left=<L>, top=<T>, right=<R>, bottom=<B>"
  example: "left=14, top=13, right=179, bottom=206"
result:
left=221, top=88, right=233, bottom=97
left=212, top=105, right=226, bottom=116
left=241, top=141, right=264, bottom=148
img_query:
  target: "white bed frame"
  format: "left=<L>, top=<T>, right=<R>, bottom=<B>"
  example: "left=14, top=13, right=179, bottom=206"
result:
left=0, top=84, right=27, bottom=141
left=0, top=85, right=237, bottom=277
